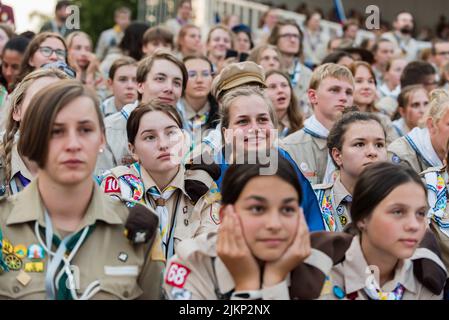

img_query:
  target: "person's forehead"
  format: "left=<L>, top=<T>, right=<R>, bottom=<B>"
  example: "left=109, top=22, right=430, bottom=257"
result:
left=435, top=42, right=449, bottom=50
left=320, top=76, right=353, bottom=88
left=398, top=13, right=413, bottom=21
left=280, top=25, right=299, bottom=33
left=149, top=59, right=182, bottom=77
left=230, top=95, right=269, bottom=114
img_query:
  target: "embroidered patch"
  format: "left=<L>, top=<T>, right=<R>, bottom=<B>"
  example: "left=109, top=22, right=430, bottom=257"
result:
left=300, top=162, right=309, bottom=171
left=165, top=262, right=191, bottom=288
left=24, top=262, right=44, bottom=272
left=391, top=155, right=400, bottom=164
left=104, top=176, right=120, bottom=193
left=171, top=287, right=192, bottom=300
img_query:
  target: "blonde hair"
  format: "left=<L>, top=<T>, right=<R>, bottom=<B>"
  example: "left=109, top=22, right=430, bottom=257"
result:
left=424, top=89, right=449, bottom=127
left=2, top=68, right=69, bottom=194
left=247, top=44, right=283, bottom=67
left=66, top=31, right=93, bottom=50
left=309, top=63, right=354, bottom=90
left=220, top=86, right=278, bottom=130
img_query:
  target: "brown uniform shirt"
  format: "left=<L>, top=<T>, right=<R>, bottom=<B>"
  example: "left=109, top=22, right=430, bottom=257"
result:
left=100, top=164, right=221, bottom=256
left=0, top=178, right=165, bottom=299
left=282, top=128, right=328, bottom=185
left=388, top=136, right=432, bottom=173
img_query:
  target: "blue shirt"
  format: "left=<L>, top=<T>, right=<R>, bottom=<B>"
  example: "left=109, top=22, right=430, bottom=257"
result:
left=216, top=148, right=325, bottom=232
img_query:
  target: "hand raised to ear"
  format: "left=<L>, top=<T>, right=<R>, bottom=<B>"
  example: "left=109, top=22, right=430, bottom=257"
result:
left=217, top=205, right=261, bottom=291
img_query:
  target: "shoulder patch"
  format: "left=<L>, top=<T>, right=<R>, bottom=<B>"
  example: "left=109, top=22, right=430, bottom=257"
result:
left=210, top=203, right=221, bottom=225
left=104, top=176, right=121, bottom=193
left=165, top=262, right=191, bottom=288
left=204, top=184, right=221, bottom=204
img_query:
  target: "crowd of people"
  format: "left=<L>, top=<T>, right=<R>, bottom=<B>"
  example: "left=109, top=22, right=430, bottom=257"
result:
left=0, top=0, right=449, bottom=300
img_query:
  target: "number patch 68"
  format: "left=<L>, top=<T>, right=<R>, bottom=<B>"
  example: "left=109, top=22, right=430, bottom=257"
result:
left=165, top=263, right=191, bottom=288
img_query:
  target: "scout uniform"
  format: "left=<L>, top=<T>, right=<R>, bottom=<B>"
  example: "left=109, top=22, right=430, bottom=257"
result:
left=177, top=98, right=213, bottom=149
left=163, top=232, right=292, bottom=300
left=282, top=128, right=328, bottom=185
left=278, top=116, right=292, bottom=139
left=0, top=144, right=33, bottom=197
left=387, top=135, right=432, bottom=174
left=420, top=165, right=449, bottom=272
left=101, top=96, right=119, bottom=118
left=317, top=235, right=445, bottom=300
left=391, top=118, right=411, bottom=138
left=313, top=176, right=352, bottom=232
left=95, top=101, right=138, bottom=176
left=0, top=178, right=165, bottom=300
left=375, top=111, right=400, bottom=145
left=99, top=162, right=221, bottom=258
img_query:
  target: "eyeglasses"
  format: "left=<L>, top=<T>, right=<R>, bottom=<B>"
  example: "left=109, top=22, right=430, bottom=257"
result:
left=279, top=33, right=300, bottom=40
left=188, top=70, right=212, bottom=79
left=38, top=46, right=67, bottom=59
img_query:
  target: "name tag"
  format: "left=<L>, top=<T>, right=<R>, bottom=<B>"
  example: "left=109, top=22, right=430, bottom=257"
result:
left=104, top=265, right=138, bottom=276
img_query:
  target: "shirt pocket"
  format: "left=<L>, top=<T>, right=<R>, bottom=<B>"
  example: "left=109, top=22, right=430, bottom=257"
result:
left=95, top=266, right=143, bottom=300
left=0, top=271, right=46, bottom=299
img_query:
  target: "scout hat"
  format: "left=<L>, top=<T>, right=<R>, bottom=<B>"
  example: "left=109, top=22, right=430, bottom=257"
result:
left=211, top=61, right=266, bottom=100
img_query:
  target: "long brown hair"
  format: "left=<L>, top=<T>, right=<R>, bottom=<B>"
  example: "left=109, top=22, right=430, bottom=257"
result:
left=265, top=69, right=303, bottom=134
left=349, top=61, right=379, bottom=113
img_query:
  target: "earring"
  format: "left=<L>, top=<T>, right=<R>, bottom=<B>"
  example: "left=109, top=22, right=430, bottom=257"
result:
left=99, top=148, right=104, bottom=153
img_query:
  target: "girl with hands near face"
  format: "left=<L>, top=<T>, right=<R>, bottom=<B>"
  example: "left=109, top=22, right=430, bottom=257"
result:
left=163, top=158, right=311, bottom=300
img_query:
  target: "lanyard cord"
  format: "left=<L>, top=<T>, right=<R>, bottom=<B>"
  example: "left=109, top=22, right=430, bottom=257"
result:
left=35, top=212, right=100, bottom=300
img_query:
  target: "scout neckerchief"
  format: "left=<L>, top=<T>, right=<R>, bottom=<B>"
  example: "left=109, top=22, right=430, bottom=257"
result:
left=9, top=172, right=31, bottom=195
left=405, top=127, right=442, bottom=168
left=303, top=115, right=336, bottom=184
left=41, top=211, right=96, bottom=300
left=289, top=59, right=302, bottom=87
left=423, top=170, right=449, bottom=237
left=364, top=276, right=405, bottom=300
left=147, top=185, right=177, bottom=255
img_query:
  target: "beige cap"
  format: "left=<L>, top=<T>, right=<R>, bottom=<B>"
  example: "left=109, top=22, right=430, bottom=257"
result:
left=211, top=61, right=266, bottom=100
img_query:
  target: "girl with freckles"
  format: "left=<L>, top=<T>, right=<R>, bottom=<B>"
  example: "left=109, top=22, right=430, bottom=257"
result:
left=163, top=158, right=311, bottom=300
left=318, top=162, right=445, bottom=300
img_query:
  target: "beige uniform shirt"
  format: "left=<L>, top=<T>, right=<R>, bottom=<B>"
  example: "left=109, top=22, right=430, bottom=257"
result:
left=318, top=236, right=444, bottom=300
left=95, top=101, right=138, bottom=176
left=376, top=112, right=400, bottom=145
left=163, top=232, right=290, bottom=300
left=0, top=179, right=165, bottom=299
left=100, top=164, right=221, bottom=256
left=282, top=128, right=328, bottom=185
left=313, top=176, right=352, bottom=232
left=388, top=136, right=431, bottom=173
left=0, top=144, right=34, bottom=196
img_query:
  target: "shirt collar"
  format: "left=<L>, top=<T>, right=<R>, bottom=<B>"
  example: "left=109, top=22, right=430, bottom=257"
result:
left=6, top=178, right=123, bottom=228
left=182, top=98, right=210, bottom=121
left=140, top=165, right=189, bottom=198
left=343, top=236, right=416, bottom=294
left=11, top=143, right=33, bottom=182
left=332, top=176, right=352, bottom=207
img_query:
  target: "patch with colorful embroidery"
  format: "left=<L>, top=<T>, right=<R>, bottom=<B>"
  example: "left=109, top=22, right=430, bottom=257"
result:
left=321, top=196, right=336, bottom=231
left=104, top=176, right=121, bottom=193
left=165, top=262, right=191, bottom=288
